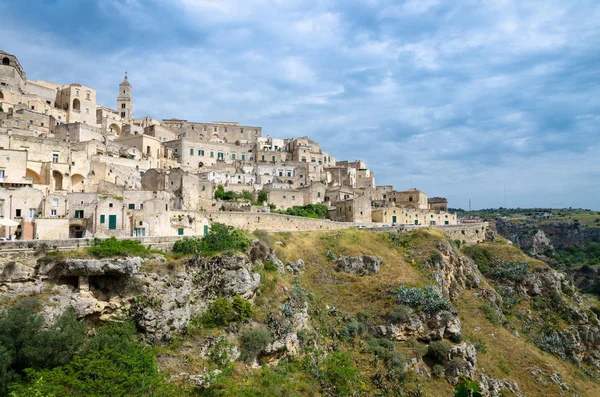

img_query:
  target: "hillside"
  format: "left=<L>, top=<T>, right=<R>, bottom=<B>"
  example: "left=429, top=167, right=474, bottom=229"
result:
left=0, top=227, right=599, bottom=396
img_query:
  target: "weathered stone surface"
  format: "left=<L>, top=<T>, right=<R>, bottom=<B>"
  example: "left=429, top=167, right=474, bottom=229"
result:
left=0, top=261, right=35, bottom=282
left=478, top=374, right=524, bottom=397
left=334, top=255, right=382, bottom=276
left=39, top=257, right=142, bottom=277
left=371, top=308, right=460, bottom=342
left=286, top=259, right=305, bottom=275
left=445, top=342, right=477, bottom=383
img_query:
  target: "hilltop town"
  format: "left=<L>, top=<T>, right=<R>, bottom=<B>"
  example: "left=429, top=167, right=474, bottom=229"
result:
left=0, top=50, right=456, bottom=240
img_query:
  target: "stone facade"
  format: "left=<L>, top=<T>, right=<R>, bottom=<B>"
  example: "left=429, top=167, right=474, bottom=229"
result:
left=0, top=50, right=458, bottom=240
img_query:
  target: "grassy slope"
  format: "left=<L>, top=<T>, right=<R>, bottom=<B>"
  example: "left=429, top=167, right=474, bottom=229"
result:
left=154, top=228, right=600, bottom=396
left=270, top=229, right=600, bottom=396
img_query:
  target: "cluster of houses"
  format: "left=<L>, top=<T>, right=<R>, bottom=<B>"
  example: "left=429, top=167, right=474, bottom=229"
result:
left=0, top=50, right=456, bottom=240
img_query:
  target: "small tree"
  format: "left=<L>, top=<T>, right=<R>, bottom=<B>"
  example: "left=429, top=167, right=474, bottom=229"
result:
left=240, top=327, right=272, bottom=363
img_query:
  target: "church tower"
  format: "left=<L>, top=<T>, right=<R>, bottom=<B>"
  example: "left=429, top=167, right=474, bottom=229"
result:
left=117, top=72, right=133, bottom=121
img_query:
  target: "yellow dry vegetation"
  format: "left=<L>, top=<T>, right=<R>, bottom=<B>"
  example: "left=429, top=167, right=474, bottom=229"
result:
left=458, top=290, right=599, bottom=397
left=271, top=229, right=423, bottom=318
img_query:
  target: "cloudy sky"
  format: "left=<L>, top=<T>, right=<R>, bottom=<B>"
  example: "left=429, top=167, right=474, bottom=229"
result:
left=2, top=0, right=599, bottom=209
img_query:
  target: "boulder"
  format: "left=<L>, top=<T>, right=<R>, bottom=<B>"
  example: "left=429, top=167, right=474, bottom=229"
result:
left=334, top=255, right=382, bottom=276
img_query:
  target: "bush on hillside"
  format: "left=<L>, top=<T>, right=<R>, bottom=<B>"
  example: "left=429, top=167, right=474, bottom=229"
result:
left=87, top=237, right=148, bottom=258
left=172, top=237, right=203, bottom=255
left=10, top=322, right=178, bottom=397
left=0, top=299, right=85, bottom=395
left=200, top=296, right=253, bottom=328
left=199, top=223, right=249, bottom=255
left=391, top=285, right=452, bottom=314
left=240, top=327, right=272, bottom=363
left=272, top=204, right=329, bottom=219
left=426, top=340, right=451, bottom=365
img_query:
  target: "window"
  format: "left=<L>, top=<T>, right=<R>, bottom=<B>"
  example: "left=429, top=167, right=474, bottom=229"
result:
left=121, top=112, right=125, bottom=117
left=165, top=204, right=168, bottom=210
left=100, top=214, right=105, bottom=223
left=210, top=151, right=214, bottom=158
left=272, top=156, right=275, bottom=161
left=109, top=203, right=113, bottom=208
left=52, top=153, right=58, bottom=163
left=31, top=106, right=35, bottom=110
left=292, top=196, right=296, bottom=200
left=409, top=197, right=413, bottom=202
left=199, top=149, right=204, bottom=156
left=128, top=203, right=135, bottom=210
left=52, top=199, right=59, bottom=207
left=51, top=209, right=57, bottom=216
left=178, top=228, right=184, bottom=236
left=261, top=155, right=265, bottom=161
left=217, top=152, right=224, bottom=160
left=317, top=192, right=321, bottom=198
left=29, top=208, right=36, bottom=219
left=140, top=203, right=143, bottom=209
left=279, top=171, right=283, bottom=176
left=14, top=120, right=19, bottom=127
left=190, top=148, right=194, bottom=155
left=121, top=103, right=126, bottom=109
left=74, top=210, right=84, bottom=218
left=0, top=203, right=3, bottom=217
left=241, top=154, right=246, bottom=161
left=76, top=90, right=80, bottom=96
left=232, top=153, right=236, bottom=160
left=41, top=123, right=44, bottom=127
left=15, top=209, right=21, bottom=217
left=213, top=127, right=217, bottom=132
left=287, top=171, right=291, bottom=177
left=201, top=185, right=206, bottom=191
left=0, top=170, right=4, bottom=179
left=86, top=93, right=90, bottom=100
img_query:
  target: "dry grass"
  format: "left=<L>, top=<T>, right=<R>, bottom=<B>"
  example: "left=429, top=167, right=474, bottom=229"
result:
left=458, top=290, right=599, bottom=397
left=478, top=241, right=548, bottom=269
left=271, top=229, right=423, bottom=319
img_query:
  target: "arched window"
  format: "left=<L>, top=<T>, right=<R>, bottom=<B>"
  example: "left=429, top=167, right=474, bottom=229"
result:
left=2, top=57, right=9, bottom=66
left=72, top=98, right=81, bottom=112
left=0, top=91, right=3, bottom=99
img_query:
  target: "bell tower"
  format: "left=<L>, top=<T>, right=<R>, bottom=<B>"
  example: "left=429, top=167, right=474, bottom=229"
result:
left=117, top=72, right=133, bottom=121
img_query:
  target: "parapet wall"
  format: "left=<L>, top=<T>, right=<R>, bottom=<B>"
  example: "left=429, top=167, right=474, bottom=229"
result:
left=439, top=222, right=489, bottom=244
left=204, top=211, right=356, bottom=232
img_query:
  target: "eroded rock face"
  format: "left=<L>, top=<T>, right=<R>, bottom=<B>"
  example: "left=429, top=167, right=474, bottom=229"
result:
left=0, top=254, right=260, bottom=338
left=0, top=261, right=35, bottom=282
left=39, top=257, right=142, bottom=277
left=371, top=309, right=461, bottom=342
left=334, top=255, right=383, bottom=276
left=478, top=374, right=524, bottom=397
left=429, top=242, right=481, bottom=300
left=132, top=254, right=260, bottom=335
left=445, top=342, right=477, bottom=383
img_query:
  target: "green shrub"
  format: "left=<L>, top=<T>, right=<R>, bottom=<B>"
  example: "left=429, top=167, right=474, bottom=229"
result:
left=387, top=305, right=411, bottom=324
left=263, top=261, right=278, bottom=272
left=321, top=352, right=362, bottom=396
left=429, top=251, right=443, bottom=264
left=240, top=327, right=272, bottom=363
left=391, top=286, right=452, bottom=314
left=87, top=237, right=148, bottom=258
left=272, top=204, right=329, bottom=219
left=480, top=303, right=502, bottom=325
left=200, top=296, right=253, bottom=328
left=491, top=261, right=530, bottom=281
left=426, top=340, right=451, bottom=364
left=471, top=338, right=488, bottom=353
left=432, top=364, right=445, bottom=378
left=0, top=299, right=85, bottom=394
left=172, top=237, right=202, bottom=255
left=449, top=333, right=462, bottom=343
left=463, top=246, right=495, bottom=276
left=10, top=322, right=179, bottom=397
left=199, top=223, right=249, bottom=256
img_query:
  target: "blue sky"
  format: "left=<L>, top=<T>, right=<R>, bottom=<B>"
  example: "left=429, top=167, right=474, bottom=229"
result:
left=2, top=0, right=599, bottom=209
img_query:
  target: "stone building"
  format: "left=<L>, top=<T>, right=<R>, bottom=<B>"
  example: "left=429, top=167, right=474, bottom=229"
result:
left=0, top=50, right=458, bottom=239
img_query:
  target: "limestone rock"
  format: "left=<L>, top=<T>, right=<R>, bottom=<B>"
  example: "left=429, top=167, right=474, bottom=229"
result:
left=478, top=374, right=524, bottom=397
left=445, top=342, right=477, bottom=383
left=286, top=259, right=305, bottom=275
left=334, top=255, right=382, bottom=276
left=39, top=257, right=142, bottom=277
left=0, top=261, right=35, bottom=282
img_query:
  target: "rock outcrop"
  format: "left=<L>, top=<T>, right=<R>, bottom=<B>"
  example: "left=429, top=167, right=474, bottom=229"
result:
left=39, top=257, right=142, bottom=277
left=334, top=255, right=383, bottom=276
left=371, top=308, right=461, bottom=342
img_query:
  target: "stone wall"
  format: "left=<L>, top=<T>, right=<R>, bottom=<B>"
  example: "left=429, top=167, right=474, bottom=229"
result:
left=439, top=223, right=489, bottom=244
left=204, top=211, right=356, bottom=232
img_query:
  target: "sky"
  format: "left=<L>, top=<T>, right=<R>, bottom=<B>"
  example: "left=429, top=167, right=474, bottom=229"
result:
left=1, top=0, right=599, bottom=210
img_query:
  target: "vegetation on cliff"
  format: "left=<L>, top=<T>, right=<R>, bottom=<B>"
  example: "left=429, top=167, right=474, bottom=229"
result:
left=2, top=226, right=600, bottom=396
